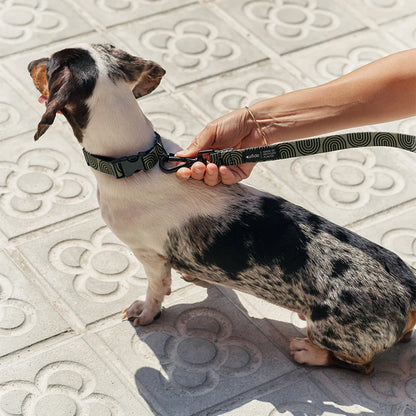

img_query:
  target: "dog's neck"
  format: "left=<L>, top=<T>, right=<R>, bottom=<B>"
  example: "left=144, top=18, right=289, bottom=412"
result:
left=82, top=79, right=155, bottom=159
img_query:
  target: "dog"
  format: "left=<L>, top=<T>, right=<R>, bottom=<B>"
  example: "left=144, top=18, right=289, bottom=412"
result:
left=28, top=44, right=416, bottom=374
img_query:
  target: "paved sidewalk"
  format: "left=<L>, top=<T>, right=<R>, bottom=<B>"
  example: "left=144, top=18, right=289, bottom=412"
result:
left=0, top=1, right=415, bottom=415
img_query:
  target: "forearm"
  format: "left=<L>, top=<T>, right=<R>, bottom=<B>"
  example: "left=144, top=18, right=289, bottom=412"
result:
left=250, top=49, right=416, bottom=142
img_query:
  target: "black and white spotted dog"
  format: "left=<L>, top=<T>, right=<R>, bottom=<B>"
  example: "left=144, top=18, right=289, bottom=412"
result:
left=28, top=44, right=416, bottom=374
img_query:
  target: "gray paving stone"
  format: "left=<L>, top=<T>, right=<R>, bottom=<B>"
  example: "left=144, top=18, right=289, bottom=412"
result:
left=184, top=61, right=309, bottom=121
left=0, top=336, right=152, bottom=416
left=72, top=0, right=197, bottom=27
left=140, top=92, right=206, bottom=149
left=110, top=4, right=267, bottom=87
left=0, top=1, right=415, bottom=415
left=0, top=250, right=68, bottom=357
left=0, top=131, right=97, bottom=239
left=262, top=147, right=416, bottom=226
left=345, top=0, right=416, bottom=24
left=384, top=13, right=416, bottom=48
left=0, top=0, right=93, bottom=57
left=287, top=29, right=403, bottom=84
left=217, top=0, right=365, bottom=55
left=0, top=68, right=41, bottom=140
left=97, top=285, right=297, bottom=416
left=17, top=216, right=190, bottom=326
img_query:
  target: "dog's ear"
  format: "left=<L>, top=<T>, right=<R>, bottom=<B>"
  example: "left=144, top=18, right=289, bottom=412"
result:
left=130, top=59, right=166, bottom=98
left=100, top=45, right=166, bottom=98
left=34, top=66, right=73, bottom=141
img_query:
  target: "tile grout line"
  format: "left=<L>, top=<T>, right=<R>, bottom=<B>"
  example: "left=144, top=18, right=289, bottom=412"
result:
left=7, top=209, right=100, bottom=246
left=346, top=198, right=416, bottom=232
left=5, top=247, right=87, bottom=333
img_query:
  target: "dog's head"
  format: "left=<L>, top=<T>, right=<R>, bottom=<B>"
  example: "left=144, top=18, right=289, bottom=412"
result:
left=28, top=44, right=165, bottom=142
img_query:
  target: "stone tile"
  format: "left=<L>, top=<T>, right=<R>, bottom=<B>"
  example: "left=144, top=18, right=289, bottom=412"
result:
left=110, top=4, right=267, bottom=87
left=0, top=250, right=68, bottom=357
left=222, top=375, right=376, bottom=415
left=345, top=0, right=416, bottom=24
left=384, top=13, right=416, bottom=48
left=0, top=337, right=152, bottom=416
left=184, top=61, right=308, bottom=121
left=140, top=92, right=205, bottom=149
left=97, top=285, right=297, bottom=416
left=349, top=202, right=416, bottom=268
left=73, top=0, right=197, bottom=27
left=0, top=69, right=40, bottom=140
left=217, top=0, right=365, bottom=55
left=0, top=131, right=97, bottom=239
left=319, top=339, right=416, bottom=415
left=0, top=0, right=93, bottom=57
left=17, top=217, right=190, bottom=326
left=262, top=146, right=416, bottom=227
left=287, top=29, right=403, bottom=84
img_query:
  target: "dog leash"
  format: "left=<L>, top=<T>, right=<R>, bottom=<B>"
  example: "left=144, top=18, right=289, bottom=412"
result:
left=82, top=131, right=415, bottom=178
left=159, top=131, right=416, bottom=174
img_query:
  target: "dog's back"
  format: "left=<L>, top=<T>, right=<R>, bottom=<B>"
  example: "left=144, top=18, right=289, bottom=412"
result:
left=165, top=186, right=416, bottom=368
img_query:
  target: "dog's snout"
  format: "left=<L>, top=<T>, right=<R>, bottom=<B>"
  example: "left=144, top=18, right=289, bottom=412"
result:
left=27, top=57, right=49, bottom=73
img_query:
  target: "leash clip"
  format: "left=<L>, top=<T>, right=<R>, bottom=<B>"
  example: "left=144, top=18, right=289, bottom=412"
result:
left=159, top=149, right=233, bottom=174
left=159, top=153, right=201, bottom=174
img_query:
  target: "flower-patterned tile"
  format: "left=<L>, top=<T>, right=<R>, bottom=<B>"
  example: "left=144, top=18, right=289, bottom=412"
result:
left=184, top=61, right=308, bottom=121
left=221, top=375, right=376, bottom=415
left=217, top=0, right=365, bottom=55
left=97, top=285, right=296, bottom=416
left=345, top=0, right=416, bottom=24
left=0, top=250, right=69, bottom=357
left=318, top=339, right=416, bottom=416
left=140, top=92, right=205, bottom=149
left=0, top=0, right=93, bottom=57
left=384, top=13, right=416, bottom=48
left=0, top=336, right=152, bottom=416
left=73, top=0, right=196, bottom=27
left=0, top=131, right=97, bottom=238
left=263, top=146, right=416, bottom=226
left=349, top=203, right=416, bottom=268
left=287, top=29, right=403, bottom=84
left=110, top=4, right=267, bottom=87
left=0, top=69, right=40, bottom=140
left=17, top=217, right=190, bottom=325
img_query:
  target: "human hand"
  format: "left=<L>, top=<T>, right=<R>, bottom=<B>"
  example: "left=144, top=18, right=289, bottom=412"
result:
left=176, top=107, right=263, bottom=186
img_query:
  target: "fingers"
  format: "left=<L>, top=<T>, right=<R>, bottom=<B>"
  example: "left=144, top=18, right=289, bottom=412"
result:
left=176, top=162, right=251, bottom=186
left=176, top=163, right=220, bottom=185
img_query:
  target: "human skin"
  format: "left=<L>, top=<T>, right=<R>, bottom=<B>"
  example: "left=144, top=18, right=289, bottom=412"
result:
left=176, top=49, right=416, bottom=186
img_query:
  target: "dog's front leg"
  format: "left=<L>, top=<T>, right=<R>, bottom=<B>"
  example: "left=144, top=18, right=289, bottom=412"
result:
left=123, top=251, right=172, bottom=326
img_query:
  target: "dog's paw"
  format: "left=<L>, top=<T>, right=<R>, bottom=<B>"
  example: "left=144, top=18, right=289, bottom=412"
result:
left=289, top=337, right=331, bottom=367
left=122, top=300, right=161, bottom=326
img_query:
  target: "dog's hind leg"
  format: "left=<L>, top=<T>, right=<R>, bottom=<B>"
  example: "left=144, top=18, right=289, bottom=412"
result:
left=290, top=337, right=374, bottom=374
left=290, top=337, right=333, bottom=367
left=399, top=309, right=416, bottom=343
left=123, top=251, right=172, bottom=326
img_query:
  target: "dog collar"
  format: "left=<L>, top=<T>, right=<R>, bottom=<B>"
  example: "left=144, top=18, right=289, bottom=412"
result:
left=82, top=132, right=167, bottom=179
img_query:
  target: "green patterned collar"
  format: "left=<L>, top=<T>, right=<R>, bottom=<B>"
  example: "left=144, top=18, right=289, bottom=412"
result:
left=82, top=132, right=167, bottom=179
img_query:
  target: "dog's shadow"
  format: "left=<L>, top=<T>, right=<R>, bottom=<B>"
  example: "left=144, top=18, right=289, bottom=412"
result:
left=132, top=284, right=415, bottom=416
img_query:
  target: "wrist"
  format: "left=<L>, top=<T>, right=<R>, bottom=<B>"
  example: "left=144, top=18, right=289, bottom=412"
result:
left=244, top=106, right=269, bottom=146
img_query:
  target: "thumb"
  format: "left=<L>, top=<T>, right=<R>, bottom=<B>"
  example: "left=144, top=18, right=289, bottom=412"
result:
left=176, top=123, right=216, bottom=157
left=176, top=142, right=201, bottom=157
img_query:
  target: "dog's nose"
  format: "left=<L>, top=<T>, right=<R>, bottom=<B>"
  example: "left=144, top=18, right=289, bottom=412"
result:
left=27, top=57, right=49, bottom=73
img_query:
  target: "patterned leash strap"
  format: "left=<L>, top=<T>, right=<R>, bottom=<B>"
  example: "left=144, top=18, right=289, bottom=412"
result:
left=206, top=132, right=416, bottom=166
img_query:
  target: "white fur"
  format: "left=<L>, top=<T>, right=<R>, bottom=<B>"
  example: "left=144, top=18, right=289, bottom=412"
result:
left=81, top=46, right=247, bottom=323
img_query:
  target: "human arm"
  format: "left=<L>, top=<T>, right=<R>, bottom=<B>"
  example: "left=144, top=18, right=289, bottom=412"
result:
left=176, top=49, right=416, bottom=186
